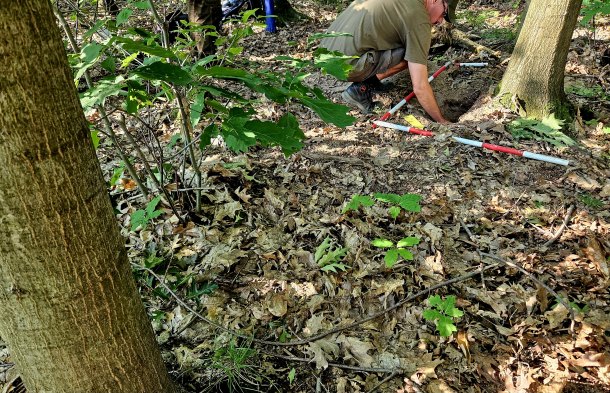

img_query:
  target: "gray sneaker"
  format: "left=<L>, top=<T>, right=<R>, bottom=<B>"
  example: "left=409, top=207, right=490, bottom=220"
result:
left=342, top=82, right=374, bottom=114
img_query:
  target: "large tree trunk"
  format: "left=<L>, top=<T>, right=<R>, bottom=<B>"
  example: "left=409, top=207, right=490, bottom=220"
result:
left=498, top=0, right=582, bottom=119
left=0, top=2, right=175, bottom=392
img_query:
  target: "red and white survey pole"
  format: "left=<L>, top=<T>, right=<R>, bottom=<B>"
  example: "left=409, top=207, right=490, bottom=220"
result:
left=374, top=61, right=489, bottom=127
left=372, top=120, right=570, bottom=166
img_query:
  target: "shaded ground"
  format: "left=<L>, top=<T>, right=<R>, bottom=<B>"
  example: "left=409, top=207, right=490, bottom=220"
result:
left=1, top=1, right=610, bottom=392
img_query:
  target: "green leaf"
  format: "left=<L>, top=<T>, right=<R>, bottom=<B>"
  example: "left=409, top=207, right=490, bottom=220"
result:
left=117, top=37, right=177, bottom=60
left=109, top=165, right=124, bottom=186
left=200, top=123, right=219, bottom=150
left=428, top=295, right=442, bottom=307
left=288, top=368, right=296, bottom=385
left=318, top=247, right=347, bottom=267
left=388, top=206, right=401, bottom=219
left=80, top=75, right=127, bottom=112
left=371, top=238, right=394, bottom=248
left=436, top=315, right=458, bottom=337
left=313, top=48, right=355, bottom=80
left=384, top=248, right=399, bottom=268
left=342, top=194, right=375, bottom=213
left=191, top=92, right=206, bottom=129
left=116, top=8, right=133, bottom=26
left=90, top=129, right=100, bottom=149
left=374, top=193, right=401, bottom=204
left=314, top=237, right=331, bottom=263
left=220, top=108, right=256, bottom=152
left=145, top=196, right=162, bottom=216
left=132, top=1, right=151, bottom=9
left=396, top=248, right=414, bottom=261
left=446, top=307, right=464, bottom=318
left=75, top=43, right=104, bottom=80
left=100, top=56, right=116, bottom=73
left=398, top=194, right=422, bottom=212
left=130, top=210, right=146, bottom=231
left=244, top=114, right=305, bottom=156
left=422, top=309, right=443, bottom=321
left=133, top=61, right=193, bottom=85
left=297, top=96, right=355, bottom=127
left=396, top=237, right=420, bottom=247
left=320, top=262, right=349, bottom=273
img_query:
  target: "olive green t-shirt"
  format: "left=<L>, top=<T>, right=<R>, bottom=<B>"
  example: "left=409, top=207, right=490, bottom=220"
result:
left=320, top=0, right=432, bottom=65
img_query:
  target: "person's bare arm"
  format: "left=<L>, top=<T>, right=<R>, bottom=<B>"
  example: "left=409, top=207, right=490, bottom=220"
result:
left=408, top=62, right=450, bottom=124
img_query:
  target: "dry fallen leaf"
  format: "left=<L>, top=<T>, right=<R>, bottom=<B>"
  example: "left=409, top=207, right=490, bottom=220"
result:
left=584, top=236, right=609, bottom=279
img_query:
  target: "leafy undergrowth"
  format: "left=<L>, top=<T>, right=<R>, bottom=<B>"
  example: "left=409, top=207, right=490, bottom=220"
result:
left=121, top=2, right=610, bottom=390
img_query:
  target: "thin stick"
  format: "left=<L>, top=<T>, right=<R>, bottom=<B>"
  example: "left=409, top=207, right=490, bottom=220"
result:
left=543, top=205, right=575, bottom=248
left=132, top=263, right=496, bottom=347
left=366, top=370, right=402, bottom=393
left=479, top=252, right=576, bottom=334
left=266, top=352, right=396, bottom=374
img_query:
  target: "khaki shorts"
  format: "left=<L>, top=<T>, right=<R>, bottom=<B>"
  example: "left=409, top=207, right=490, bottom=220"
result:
left=348, top=48, right=406, bottom=82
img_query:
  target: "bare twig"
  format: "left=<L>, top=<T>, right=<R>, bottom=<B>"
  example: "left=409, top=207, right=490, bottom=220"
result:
left=479, top=252, right=576, bottom=334
left=366, top=370, right=402, bottom=393
left=265, top=352, right=396, bottom=374
left=133, top=263, right=497, bottom=347
left=543, top=205, right=575, bottom=248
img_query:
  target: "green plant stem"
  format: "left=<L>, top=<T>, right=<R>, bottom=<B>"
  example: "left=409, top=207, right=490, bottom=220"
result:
left=53, top=5, right=150, bottom=200
left=147, top=0, right=170, bottom=49
left=176, top=94, right=202, bottom=212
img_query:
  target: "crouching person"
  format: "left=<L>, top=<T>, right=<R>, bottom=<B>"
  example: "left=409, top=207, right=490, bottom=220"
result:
left=320, top=0, right=459, bottom=124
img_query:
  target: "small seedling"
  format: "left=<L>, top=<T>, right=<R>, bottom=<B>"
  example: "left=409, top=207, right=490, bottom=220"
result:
left=342, top=194, right=375, bottom=213
left=371, top=236, right=419, bottom=268
left=423, top=295, right=464, bottom=337
left=130, top=195, right=164, bottom=231
left=507, top=114, right=576, bottom=147
left=579, top=193, right=604, bottom=209
left=373, top=193, right=422, bottom=218
left=315, top=236, right=349, bottom=273
left=288, top=368, right=296, bottom=386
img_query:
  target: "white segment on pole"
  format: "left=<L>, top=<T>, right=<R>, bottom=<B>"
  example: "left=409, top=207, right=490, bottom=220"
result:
left=373, top=121, right=411, bottom=132
left=452, top=137, right=482, bottom=148
left=457, top=62, right=489, bottom=67
left=522, top=152, right=569, bottom=166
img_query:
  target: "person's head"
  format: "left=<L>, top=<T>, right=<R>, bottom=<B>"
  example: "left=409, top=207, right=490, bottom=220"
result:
left=425, top=0, right=459, bottom=25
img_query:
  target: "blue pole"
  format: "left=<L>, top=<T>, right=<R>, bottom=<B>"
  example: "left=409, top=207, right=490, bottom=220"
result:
left=264, top=0, right=276, bottom=33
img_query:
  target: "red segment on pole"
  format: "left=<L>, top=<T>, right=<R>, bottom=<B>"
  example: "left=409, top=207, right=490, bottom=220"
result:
left=481, top=143, right=524, bottom=156
left=409, top=127, right=434, bottom=136
left=431, top=65, right=449, bottom=78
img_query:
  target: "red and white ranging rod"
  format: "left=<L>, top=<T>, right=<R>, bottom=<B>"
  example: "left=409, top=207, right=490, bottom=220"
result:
left=372, top=120, right=570, bottom=166
left=374, top=61, right=489, bottom=127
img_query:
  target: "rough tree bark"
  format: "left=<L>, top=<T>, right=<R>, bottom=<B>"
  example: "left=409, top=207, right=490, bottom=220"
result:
left=498, top=0, right=583, bottom=119
left=0, top=1, right=175, bottom=392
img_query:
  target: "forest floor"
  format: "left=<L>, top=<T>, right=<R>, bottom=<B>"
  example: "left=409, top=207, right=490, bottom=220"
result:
left=2, top=1, right=610, bottom=392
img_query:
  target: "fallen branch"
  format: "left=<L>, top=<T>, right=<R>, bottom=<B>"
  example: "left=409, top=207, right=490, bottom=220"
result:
left=449, top=29, right=502, bottom=59
left=543, top=205, right=575, bottom=248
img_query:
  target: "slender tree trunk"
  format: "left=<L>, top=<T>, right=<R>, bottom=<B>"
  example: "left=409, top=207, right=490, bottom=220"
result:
left=188, top=0, right=223, bottom=56
left=0, top=1, right=175, bottom=392
left=498, top=0, right=582, bottom=119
